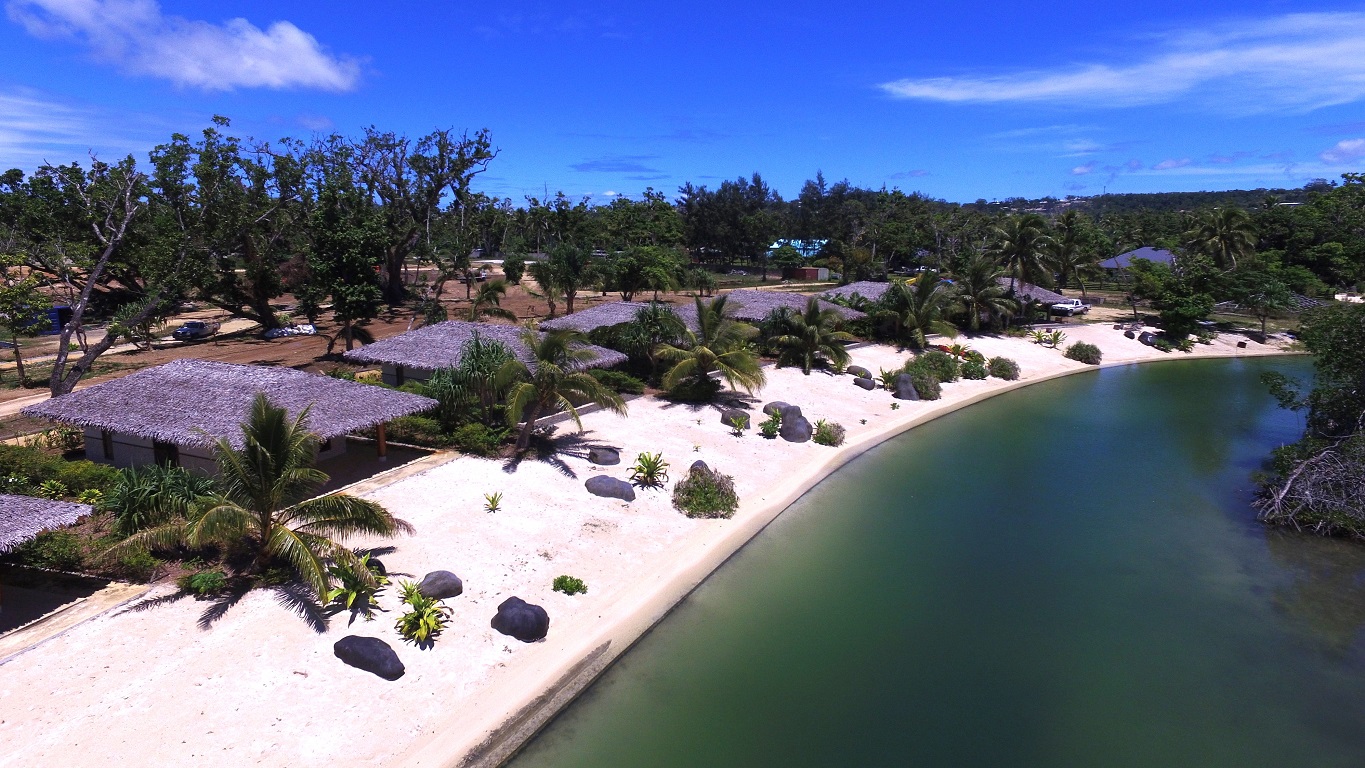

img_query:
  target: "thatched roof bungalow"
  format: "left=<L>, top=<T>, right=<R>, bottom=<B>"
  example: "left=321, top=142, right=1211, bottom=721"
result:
left=341, top=321, right=628, bottom=387
left=712, top=290, right=865, bottom=323
left=0, top=494, right=91, bottom=554
left=539, top=302, right=692, bottom=334
left=821, top=281, right=892, bottom=303
left=23, top=359, right=436, bottom=472
left=997, top=278, right=1068, bottom=305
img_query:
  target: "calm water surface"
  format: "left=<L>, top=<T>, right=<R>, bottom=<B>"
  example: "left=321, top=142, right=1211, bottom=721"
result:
left=510, top=357, right=1365, bottom=768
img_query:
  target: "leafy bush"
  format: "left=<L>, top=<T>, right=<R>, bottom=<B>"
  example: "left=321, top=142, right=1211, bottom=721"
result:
left=589, top=368, right=646, bottom=395
left=19, top=531, right=84, bottom=571
left=325, top=554, right=388, bottom=618
left=35, top=479, right=68, bottom=499
left=961, top=359, right=988, bottom=380
left=759, top=413, right=781, bottom=439
left=1064, top=342, right=1103, bottom=365
left=450, top=423, right=506, bottom=456
left=1153, top=338, right=1174, bottom=353
left=382, top=415, right=451, bottom=448
left=666, top=375, right=722, bottom=402
left=813, top=419, right=846, bottom=447
left=325, top=367, right=357, bottom=381
left=76, top=488, right=105, bottom=507
left=56, top=461, right=120, bottom=495
left=552, top=575, right=588, bottom=595
left=909, top=370, right=941, bottom=400
left=395, top=581, right=451, bottom=645
left=629, top=452, right=670, bottom=488
left=502, top=253, right=526, bottom=284
left=0, top=444, right=118, bottom=495
left=672, top=465, right=740, bottom=519
left=117, top=548, right=163, bottom=582
left=878, top=368, right=900, bottom=391
left=987, top=356, right=1020, bottom=380
left=1176, top=338, right=1196, bottom=352
left=177, top=569, right=228, bottom=595
left=106, top=464, right=215, bottom=537
left=915, top=350, right=960, bottom=382
left=724, top=412, right=749, bottom=436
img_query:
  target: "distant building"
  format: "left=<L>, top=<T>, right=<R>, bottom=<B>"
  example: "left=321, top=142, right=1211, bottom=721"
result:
left=767, top=239, right=827, bottom=260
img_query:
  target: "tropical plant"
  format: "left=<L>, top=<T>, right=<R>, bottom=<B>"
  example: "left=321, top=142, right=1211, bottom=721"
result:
left=1064, top=342, right=1103, bottom=365
left=656, top=295, right=766, bottom=396
left=629, top=452, right=670, bottom=488
left=395, top=586, right=451, bottom=645
left=874, top=271, right=959, bottom=348
left=552, top=575, right=588, bottom=595
left=325, top=553, right=389, bottom=618
left=770, top=297, right=855, bottom=375
left=467, top=279, right=516, bottom=322
left=813, top=419, right=846, bottom=447
left=878, top=368, right=901, bottom=391
left=105, top=463, right=217, bottom=537
left=109, top=395, right=412, bottom=599
left=916, top=350, right=961, bottom=382
left=177, top=570, right=229, bottom=596
left=988, top=213, right=1055, bottom=294
left=483, top=491, right=503, bottom=513
left=421, top=334, right=516, bottom=429
left=961, top=359, right=988, bottom=379
left=987, top=356, right=1020, bottom=380
left=1029, top=329, right=1048, bottom=345
left=501, top=253, right=525, bottom=284
left=672, top=464, right=740, bottom=519
left=759, top=413, right=781, bottom=438
left=724, top=412, right=749, bottom=436
left=1046, top=330, right=1067, bottom=349
left=621, top=302, right=687, bottom=380
left=497, top=328, right=628, bottom=451
left=34, top=479, right=68, bottom=499
left=1049, top=210, right=1104, bottom=300
left=953, top=252, right=1018, bottom=331
left=1183, top=207, right=1256, bottom=269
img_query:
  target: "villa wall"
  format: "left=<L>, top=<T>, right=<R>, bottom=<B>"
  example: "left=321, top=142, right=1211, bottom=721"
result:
left=82, top=428, right=347, bottom=474
left=380, top=364, right=434, bottom=387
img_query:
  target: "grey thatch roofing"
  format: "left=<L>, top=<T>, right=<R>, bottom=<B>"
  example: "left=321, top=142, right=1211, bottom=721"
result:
left=23, top=359, right=437, bottom=449
left=719, top=290, right=866, bottom=322
left=341, top=321, right=627, bottom=372
left=539, top=302, right=702, bottom=334
left=997, top=278, right=1068, bottom=305
left=821, top=281, right=892, bottom=302
left=0, top=494, right=91, bottom=553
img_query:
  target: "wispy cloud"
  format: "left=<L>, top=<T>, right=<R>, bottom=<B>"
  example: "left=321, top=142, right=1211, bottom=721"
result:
left=1070, top=163, right=1096, bottom=175
left=6, top=0, right=361, bottom=91
left=1152, top=158, right=1192, bottom=170
left=889, top=169, right=929, bottom=179
left=570, top=155, right=662, bottom=174
left=0, top=87, right=160, bottom=169
left=1321, top=138, right=1365, bottom=164
left=879, top=12, right=1365, bottom=113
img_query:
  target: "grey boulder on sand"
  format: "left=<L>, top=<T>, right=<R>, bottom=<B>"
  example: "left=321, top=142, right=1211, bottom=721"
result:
left=585, top=475, right=636, bottom=501
left=587, top=447, right=620, bottom=465
left=853, top=377, right=876, bottom=390
left=893, top=374, right=920, bottom=401
left=491, top=596, right=550, bottom=642
left=417, top=570, right=463, bottom=599
left=847, top=365, right=871, bottom=379
left=762, top=401, right=791, bottom=418
left=779, top=405, right=813, bottom=442
left=334, top=636, right=405, bottom=680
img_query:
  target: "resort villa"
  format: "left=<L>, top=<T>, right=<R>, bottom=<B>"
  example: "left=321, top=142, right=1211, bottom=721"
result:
left=21, top=359, right=437, bottom=473
left=341, top=320, right=628, bottom=386
left=0, top=494, right=92, bottom=619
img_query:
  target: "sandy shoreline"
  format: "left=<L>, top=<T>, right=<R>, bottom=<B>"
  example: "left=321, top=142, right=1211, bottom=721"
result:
left=0, top=325, right=1296, bottom=768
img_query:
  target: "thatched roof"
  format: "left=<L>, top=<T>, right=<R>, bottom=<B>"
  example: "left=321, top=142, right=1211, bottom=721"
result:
left=821, top=281, right=892, bottom=302
left=341, top=321, right=627, bottom=372
left=718, top=290, right=866, bottom=322
left=23, top=359, right=437, bottom=449
left=997, top=279, right=1068, bottom=305
left=539, top=302, right=700, bottom=334
left=0, top=494, right=91, bottom=553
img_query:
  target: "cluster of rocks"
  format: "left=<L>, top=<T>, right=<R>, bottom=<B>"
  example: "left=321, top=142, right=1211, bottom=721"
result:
left=762, top=401, right=813, bottom=443
left=335, top=568, right=552, bottom=680
left=585, top=445, right=636, bottom=501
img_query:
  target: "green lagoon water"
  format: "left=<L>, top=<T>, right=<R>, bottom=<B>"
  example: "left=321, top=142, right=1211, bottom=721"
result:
left=510, top=357, right=1365, bottom=768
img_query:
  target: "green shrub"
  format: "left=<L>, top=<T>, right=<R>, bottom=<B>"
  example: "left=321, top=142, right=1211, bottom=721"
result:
left=629, top=452, right=670, bottom=488
left=1175, top=338, right=1196, bottom=352
left=502, top=253, right=526, bottom=284
left=395, top=580, right=451, bottom=645
left=450, top=423, right=506, bottom=456
left=672, top=465, right=740, bottom=519
left=589, top=368, right=646, bottom=395
left=552, top=575, right=588, bottom=595
left=57, top=461, right=120, bottom=495
left=106, top=464, right=215, bottom=537
left=724, top=412, right=749, bottom=436
left=961, top=359, right=988, bottom=380
left=176, top=569, right=229, bottom=595
left=325, top=553, right=388, bottom=618
left=1063, top=342, right=1103, bottom=365
left=325, top=367, right=357, bottom=381
left=987, top=357, right=1020, bottom=380
left=902, top=367, right=941, bottom=400
left=0, top=444, right=115, bottom=495
left=381, top=415, right=451, bottom=448
left=1153, top=338, right=1174, bottom=353
left=76, top=488, right=105, bottom=507
left=914, top=350, right=960, bottom=382
left=35, top=479, right=68, bottom=499
left=118, top=548, right=163, bottom=582
left=759, top=413, right=781, bottom=439
left=813, top=419, right=846, bottom=447
left=666, top=376, right=722, bottom=402
left=20, top=531, right=84, bottom=571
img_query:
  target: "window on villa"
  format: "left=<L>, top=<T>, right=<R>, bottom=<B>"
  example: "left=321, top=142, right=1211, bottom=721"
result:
left=319, top=438, right=333, bottom=452
left=153, top=441, right=179, bottom=467
left=101, top=430, right=114, bottom=460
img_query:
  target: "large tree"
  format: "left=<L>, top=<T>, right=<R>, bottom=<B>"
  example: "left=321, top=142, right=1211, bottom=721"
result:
left=656, top=295, right=766, bottom=395
left=988, top=213, right=1055, bottom=294
left=497, top=328, right=627, bottom=451
left=1184, top=207, right=1256, bottom=269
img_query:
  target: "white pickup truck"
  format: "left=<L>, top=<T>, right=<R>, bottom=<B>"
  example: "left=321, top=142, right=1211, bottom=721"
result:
left=1051, top=298, right=1091, bottom=316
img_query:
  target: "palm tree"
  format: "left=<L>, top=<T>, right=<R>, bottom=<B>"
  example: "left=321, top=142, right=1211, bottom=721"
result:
left=875, top=272, right=958, bottom=348
left=467, top=279, right=516, bottom=322
left=622, top=302, right=687, bottom=381
left=953, top=254, right=1018, bottom=331
left=1049, top=211, right=1102, bottom=301
left=527, top=260, right=561, bottom=317
left=772, top=297, right=855, bottom=374
left=113, top=395, right=412, bottom=599
left=1184, top=207, right=1255, bottom=269
left=497, top=328, right=628, bottom=451
left=988, top=213, right=1054, bottom=294
left=655, top=295, right=766, bottom=395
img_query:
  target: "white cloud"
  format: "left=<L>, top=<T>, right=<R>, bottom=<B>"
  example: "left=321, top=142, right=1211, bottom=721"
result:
left=1321, top=138, right=1365, bottom=164
left=6, top=0, right=360, bottom=91
left=879, top=12, right=1365, bottom=113
left=0, top=87, right=158, bottom=169
left=1152, top=158, right=1191, bottom=170
left=1070, top=163, right=1095, bottom=175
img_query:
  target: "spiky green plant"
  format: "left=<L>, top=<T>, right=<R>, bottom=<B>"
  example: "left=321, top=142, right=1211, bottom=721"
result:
left=656, top=295, right=766, bottom=396
left=629, top=452, right=670, bottom=488
left=497, top=328, right=627, bottom=451
left=770, top=297, right=855, bottom=375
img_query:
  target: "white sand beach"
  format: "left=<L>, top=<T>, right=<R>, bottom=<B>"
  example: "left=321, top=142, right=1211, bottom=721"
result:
left=0, top=326, right=1294, bottom=768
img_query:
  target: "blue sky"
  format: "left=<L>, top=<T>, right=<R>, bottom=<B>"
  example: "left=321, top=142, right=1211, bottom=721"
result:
left=3, top=1, right=1365, bottom=203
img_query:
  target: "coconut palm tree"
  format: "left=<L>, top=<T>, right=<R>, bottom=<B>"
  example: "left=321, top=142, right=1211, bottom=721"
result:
left=772, top=297, right=855, bottom=374
left=953, top=253, right=1018, bottom=331
left=875, top=272, right=958, bottom=348
left=1184, top=207, right=1256, bottom=269
left=497, top=328, right=628, bottom=451
left=655, top=295, right=766, bottom=395
left=1049, top=210, right=1103, bottom=300
left=467, top=279, right=516, bottom=322
left=621, top=302, right=687, bottom=381
left=988, top=213, right=1054, bottom=294
left=112, top=395, right=412, bottom=599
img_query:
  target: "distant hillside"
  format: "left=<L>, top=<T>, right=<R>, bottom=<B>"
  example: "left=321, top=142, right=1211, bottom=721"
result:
left=967, top=181, right=1331, bottom=216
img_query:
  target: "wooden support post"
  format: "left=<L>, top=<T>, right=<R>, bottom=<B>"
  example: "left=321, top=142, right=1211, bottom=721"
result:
left=376, top=422, right=388, bottom=461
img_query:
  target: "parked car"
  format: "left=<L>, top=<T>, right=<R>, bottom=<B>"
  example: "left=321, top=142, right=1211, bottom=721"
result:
left=262, top=323, right=317, bottom=340
left=1050, top=298, right=1091, bottom=316
left=171, top=319, right=220, bottom=341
